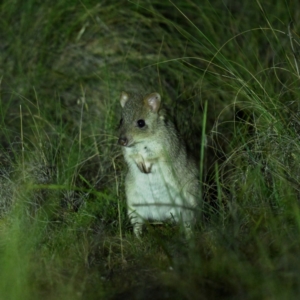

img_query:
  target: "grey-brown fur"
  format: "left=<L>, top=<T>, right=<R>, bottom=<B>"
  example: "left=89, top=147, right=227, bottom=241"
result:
left=118, top=91, right=199, bottom=237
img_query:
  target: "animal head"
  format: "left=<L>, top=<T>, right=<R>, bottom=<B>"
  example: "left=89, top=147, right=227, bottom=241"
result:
left=118, top=92, right=163, bottom=147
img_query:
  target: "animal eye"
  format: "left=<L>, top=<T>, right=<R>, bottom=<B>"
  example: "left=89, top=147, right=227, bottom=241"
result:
left=137, top=119, right=145, bottom=128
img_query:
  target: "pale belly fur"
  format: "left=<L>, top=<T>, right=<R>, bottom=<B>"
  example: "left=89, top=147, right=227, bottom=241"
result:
left=126, top=162, right=195, bottom=223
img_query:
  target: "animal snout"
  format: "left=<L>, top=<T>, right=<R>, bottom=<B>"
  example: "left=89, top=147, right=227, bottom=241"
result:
left=118, top=136, right=128, bottom=146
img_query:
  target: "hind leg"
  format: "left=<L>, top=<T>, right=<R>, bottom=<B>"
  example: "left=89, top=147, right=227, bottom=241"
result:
left=128, top=208, right=144, bottom=238
left=133, top=221, right=143, bottom=238
left=183, top=221, right=193, bottom=238
left=170, top=209, right=195, bottom=238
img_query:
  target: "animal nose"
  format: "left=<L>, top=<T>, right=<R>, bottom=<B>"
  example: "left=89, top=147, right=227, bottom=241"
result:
left=118, top=136, right=128, bottom=146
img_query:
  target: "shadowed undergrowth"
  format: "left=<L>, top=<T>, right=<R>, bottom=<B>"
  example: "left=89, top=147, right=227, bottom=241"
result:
left=1, top=0, right=300, bottom=299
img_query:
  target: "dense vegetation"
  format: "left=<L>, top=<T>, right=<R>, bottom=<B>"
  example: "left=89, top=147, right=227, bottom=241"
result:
left=1, top=0, right=300, bottom=299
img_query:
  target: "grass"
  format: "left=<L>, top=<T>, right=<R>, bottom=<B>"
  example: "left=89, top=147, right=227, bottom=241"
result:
left=1, top=0, right=300, bottom=299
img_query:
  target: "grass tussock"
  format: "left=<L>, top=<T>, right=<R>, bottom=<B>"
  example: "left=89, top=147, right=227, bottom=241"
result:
left=1, top=0, right=300, bottom=299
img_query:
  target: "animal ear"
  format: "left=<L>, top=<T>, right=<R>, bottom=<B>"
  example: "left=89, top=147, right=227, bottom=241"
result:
left=144, top=93, right=161, bottom=113
left=120, top=91, right=129, bottom=107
